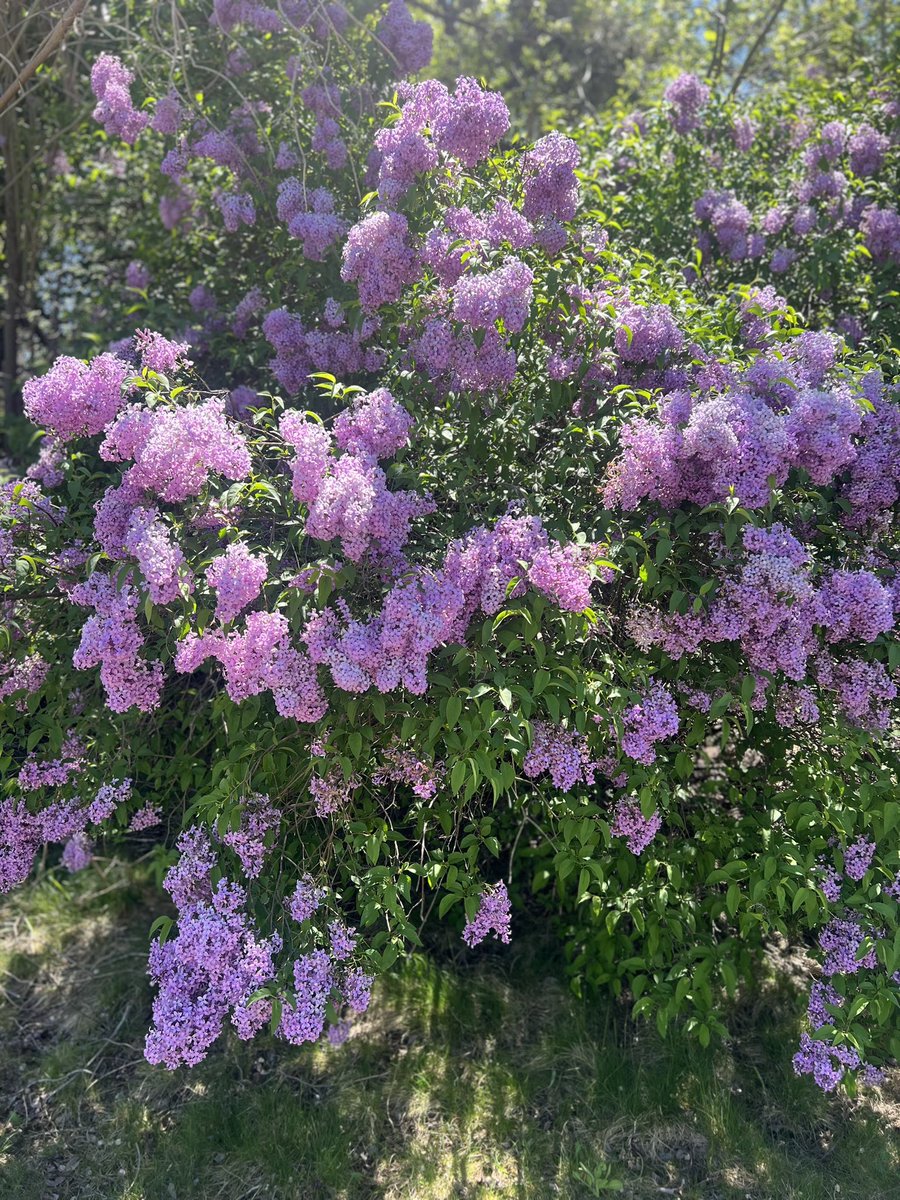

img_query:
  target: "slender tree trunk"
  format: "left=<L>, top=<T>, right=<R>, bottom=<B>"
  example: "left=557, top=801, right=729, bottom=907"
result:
left=2, top=104, right=23, bottom=418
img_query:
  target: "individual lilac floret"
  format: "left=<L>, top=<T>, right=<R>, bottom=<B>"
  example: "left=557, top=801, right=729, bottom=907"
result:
left=462, top=882, right=512, bottom=947
left=609, top=797, right=662, bottom=854
left=206, top=543, right=268, bottom=624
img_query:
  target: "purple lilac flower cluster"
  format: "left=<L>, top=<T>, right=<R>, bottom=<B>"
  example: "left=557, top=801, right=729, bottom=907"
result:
left=523, top=722, right=598, bottom=791
left=72, top=571, right=166, bottom=712
left=18, top=735, right=85, bottom=791
left=462, top=882, right=512, bottom=947
left=206, top=543, right=268, bottom=624
left=609, top=797, right=662, bottom=854
left=371, top=77, right=509, bottom=205
left=288, top=874, right=327, bottom=922
left=1, top=767, right=137, bottom=892
left=619, top=682, right=680, bottom=765
left=262, top=305, right=382, bottom=393
left=376, top=0, right=433, bottom=75
left=175, top=611, right=328, bottom=724
left=605, top=355, right=899, bottom=526
left=373, top=742, right=444, bottom=799
left=303, top=513, right=593, bottom=697
left=90, top=55, right=148, bottom=145
left=23, top=354, right=131, bottom=442
left=277, top=180, right=348, bottom=260
left=792, top=913, right=884, bottom=1090
left=221, top=794, right=281, bottom=879
left=664, top=73, right=711, bottom=135
left=279, top=390, right=430, bottom=563
left=627, top=522, right=896, bottom=732
left=309, top=768, right=351, bottom=818
left=144, top=824, right=373, bottom=1066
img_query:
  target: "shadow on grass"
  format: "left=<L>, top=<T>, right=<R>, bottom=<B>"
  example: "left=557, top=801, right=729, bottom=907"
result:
left=0, top=862, right=898, bottom=1200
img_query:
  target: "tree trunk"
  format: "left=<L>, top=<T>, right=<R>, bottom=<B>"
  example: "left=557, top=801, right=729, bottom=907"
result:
left=1, top=0, right=24, bottom=419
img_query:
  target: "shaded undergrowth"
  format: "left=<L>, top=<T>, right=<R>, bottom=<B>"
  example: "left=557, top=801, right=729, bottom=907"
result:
left=0, top=859, right=898, bottom=1199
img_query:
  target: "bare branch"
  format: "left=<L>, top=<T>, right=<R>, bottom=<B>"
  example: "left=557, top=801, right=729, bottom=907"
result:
left=728, top=0, right=788, bottom=98
left=0, top=0, right=89, bottom=117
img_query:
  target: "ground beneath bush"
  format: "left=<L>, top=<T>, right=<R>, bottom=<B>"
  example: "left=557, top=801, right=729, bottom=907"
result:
left=1, top=858, right=898, bottom=1199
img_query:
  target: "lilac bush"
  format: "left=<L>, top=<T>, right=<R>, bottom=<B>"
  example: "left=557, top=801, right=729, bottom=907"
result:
left=0, top=4, right=897, bottom=1094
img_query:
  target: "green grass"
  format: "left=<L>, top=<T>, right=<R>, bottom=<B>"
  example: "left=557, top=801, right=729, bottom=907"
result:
left=1, top=859, right=898, bottom=1199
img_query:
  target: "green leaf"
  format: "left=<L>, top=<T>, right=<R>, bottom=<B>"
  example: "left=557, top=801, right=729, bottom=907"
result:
left=451, top=760, right=467, bottom=795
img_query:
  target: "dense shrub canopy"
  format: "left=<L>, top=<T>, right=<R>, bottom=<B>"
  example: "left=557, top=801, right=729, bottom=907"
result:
left=1, top=3, right=898, bottom=1094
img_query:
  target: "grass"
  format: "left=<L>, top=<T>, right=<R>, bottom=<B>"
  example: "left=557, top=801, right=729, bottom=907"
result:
left=1, top=859, right=898, bottom=1199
